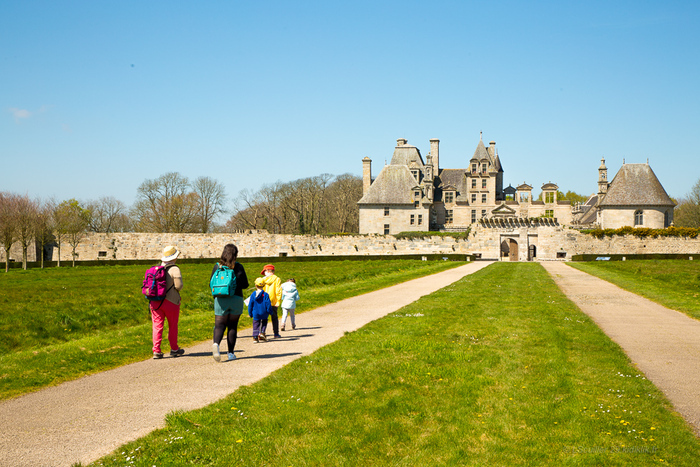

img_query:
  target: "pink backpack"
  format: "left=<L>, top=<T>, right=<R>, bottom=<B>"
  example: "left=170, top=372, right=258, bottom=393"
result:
left=142, top=265, right=173, bottom=302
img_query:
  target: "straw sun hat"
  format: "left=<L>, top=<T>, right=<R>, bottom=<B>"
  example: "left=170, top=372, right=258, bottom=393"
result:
left=161, top=245, right=180, bottom=262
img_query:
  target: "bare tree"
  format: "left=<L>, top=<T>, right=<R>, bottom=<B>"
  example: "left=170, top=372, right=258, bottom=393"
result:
left=35, top=200, right=56, bottom=268
left=192, top=176, right=227, bottom=233
left=674, top=179, right=700, bottom=228
left=53, top=199, right=90, bottom=267
left=86, top=196, right=129, bottom=233
left=132, top=172, right=199, bottom=232
left=0, top=192, right=18, bottom=272
left=326, top=173, right=362, bottom=233
left=14, top=195, right=39, bottom=270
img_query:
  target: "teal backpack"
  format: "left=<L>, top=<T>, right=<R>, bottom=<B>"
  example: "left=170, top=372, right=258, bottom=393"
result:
left=210, top=263, right=236, bottom=297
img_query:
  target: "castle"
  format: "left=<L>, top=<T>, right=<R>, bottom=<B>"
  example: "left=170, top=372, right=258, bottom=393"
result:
left=358, top=135, right=674, bottom=235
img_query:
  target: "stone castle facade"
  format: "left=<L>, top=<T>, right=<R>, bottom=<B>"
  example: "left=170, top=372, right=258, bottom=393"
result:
left=358, top=135, right=673, bottom=235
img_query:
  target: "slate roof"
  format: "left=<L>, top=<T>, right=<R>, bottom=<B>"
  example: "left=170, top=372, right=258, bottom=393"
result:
left=598, top=164, right=675, bottom=207
left=357, top=165, right=418, bottom=205
left=470, top=139, right=503, bottom=172
left=390, top=144, right=425, bottom=167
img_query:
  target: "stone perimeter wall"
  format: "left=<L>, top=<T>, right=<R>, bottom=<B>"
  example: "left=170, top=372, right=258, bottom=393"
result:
left=4, top=228, right=700, bottom=263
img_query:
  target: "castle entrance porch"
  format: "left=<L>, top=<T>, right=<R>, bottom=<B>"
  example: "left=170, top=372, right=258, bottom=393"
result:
left=500, top=238, right=519, bottom=261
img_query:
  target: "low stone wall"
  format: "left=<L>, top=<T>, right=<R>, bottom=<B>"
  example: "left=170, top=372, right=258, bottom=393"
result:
left=3, top=228, right=700, bottom=264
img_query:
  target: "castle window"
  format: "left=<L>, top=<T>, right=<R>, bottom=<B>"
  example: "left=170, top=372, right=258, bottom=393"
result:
left=482, top=194, right=487, bottom=203
left=411, top=169, right=419, bottom=181
left=482, top=179, right=487, bottom=189
left=634, top=210, right=643, bottom=226
left=545, top=209, right=554, bottom=218
left=418, top=214, right=423, bottom=225
left=664, top=210, right=670, bottom=227
left=98, top=251, right=107, bottom=257
left=414, top=190, right=420, bottom=199
left=471, top=163, right=477, bottom=174
left=481, top=163, right=487, bottom=173
left=384, top=207, right=390, bottom=216
left=471, top=178, right=477, bottom=188
left=444, top=192, right=454, bottom=203
left=384, top=224, right=390, bottom=234
left=545, top=192, right=554, bottom=204
left=481, top=209, right=486, bottom=218
left=445, top=210, right=454, bottom=224
left=410, top=214, right=415, bottom=225
left=471, top=210, right=476, bottom=223
left=414, top=201, right=419, bottom=208
left=471, top=194, right=477, bottom=204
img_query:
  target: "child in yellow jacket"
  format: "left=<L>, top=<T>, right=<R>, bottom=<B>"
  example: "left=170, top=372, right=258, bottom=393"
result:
left=260, top=264, right=283, bottom=338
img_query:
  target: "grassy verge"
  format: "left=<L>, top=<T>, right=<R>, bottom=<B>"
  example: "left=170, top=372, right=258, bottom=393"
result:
left=0, top=259, right=462, bottom=400
left=568, top=260, right=700, bottom=321
left=90, top=263, right=700, bottom=466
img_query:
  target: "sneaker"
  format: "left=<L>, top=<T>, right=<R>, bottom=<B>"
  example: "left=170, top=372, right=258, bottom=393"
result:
left=170, top=348, right=185, bottom=357
left=292, top=325, right=296, bottom=330
left=259, top=333, right=267, bottom=342
left=153, top=352, right=163, bottom=359
left=212, top=343, right=221, bottom=362
left=274, top=334, right=282, bottom=339
left=228, top=352, right=236, bottom=361
left=253, top=336, right=259, bottom=343
left=280, top=325, right=285, bottom=331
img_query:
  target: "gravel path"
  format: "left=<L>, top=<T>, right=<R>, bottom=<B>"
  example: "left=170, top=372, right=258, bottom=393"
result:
left=0, top=261, right=492, bottom=467
left=542, top=261, right=700, bottom=437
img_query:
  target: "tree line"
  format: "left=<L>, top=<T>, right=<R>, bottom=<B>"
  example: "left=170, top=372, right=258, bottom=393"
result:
left=0, top=172, right=363, bottom=270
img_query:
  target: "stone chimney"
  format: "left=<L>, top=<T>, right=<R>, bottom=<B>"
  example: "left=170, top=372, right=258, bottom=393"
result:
left=362, top=157, right=372, bottom=195
left=598, top=157, right=608, bottom=195
left=488, top=141, right=496, bottom=157
left=430, top=138, right=439, bottom=171
left=397, top=138, right=407, bottom=147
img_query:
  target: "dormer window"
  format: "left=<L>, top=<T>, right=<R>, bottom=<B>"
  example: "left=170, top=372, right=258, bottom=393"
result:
left=411, top=169, right=419, bottom=181
left=471, top=163, right=477, bottom=174
left=414, top=190, right=421, bottom=199
left=481, top=163, right=487, bottom=173
left=444, top=192, right=454, bottom=204
left=544, top=192, right=554, bottom=204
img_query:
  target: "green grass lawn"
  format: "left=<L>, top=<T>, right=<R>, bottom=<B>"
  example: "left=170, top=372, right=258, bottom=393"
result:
left=568, top=259, right=700, bottom=321
left=0, top=259, right=462, bottom=400
left=89, top=263, right=700, bottom=466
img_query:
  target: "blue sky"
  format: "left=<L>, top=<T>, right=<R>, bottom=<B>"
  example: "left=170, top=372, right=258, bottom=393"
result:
left=3, top=1, right=699, bottom=216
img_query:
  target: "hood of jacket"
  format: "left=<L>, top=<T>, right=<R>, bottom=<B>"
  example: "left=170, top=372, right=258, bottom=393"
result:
left=281, top=282, right=297, bottom=294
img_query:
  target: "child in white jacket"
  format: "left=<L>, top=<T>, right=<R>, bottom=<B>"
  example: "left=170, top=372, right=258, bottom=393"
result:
left=280, top=278, right=300, bottom=331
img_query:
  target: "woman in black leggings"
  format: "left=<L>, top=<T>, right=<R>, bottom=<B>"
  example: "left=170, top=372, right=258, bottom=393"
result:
left=210, top=244, right=249, bottom=361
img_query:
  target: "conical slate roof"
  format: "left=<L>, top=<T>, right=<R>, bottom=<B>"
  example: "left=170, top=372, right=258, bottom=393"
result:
left=358, top=165, right=418, bottom=205
left=599, top=164, right=675, bottom=207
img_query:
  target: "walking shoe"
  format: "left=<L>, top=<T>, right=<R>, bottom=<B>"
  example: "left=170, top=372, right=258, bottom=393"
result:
left=212, top=343, right=221, bottom=362
left=259, top=333, right=267, bottom=342
left=274, top=334, right=282, bottom=339
left=170, top=348, right=185, bottom=357
left=253, top=336, right=259, bottom=343
left=280, top=325, right=285, bottom=331
left=228, top=352, right=236, bottom=361
left=153, top=352, right=163, bottom=359
left=292, top=325, right=296, bottom=330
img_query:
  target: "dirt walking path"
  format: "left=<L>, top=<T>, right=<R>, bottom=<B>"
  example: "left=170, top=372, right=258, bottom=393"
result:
left=0, top=261, right=493, bottom=467
left=542, top=262, right=700, bottom=436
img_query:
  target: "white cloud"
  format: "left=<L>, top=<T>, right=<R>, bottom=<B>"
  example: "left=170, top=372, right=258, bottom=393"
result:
left=9, top=107, right=32, bottom=120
